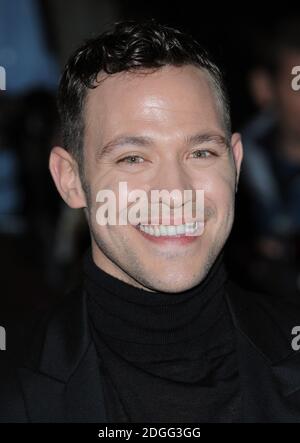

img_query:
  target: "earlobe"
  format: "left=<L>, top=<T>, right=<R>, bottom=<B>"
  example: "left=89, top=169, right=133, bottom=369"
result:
left=230, top=133, right=243, bottom=190
left=49, top=146, right=87, bottom=208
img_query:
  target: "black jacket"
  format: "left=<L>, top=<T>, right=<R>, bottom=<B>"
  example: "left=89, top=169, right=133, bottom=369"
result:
left=1, top=281, right=300, bottom=423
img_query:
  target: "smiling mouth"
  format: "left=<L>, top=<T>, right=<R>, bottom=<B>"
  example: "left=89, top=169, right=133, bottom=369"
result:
left=136, top=221, right=201, bottom=237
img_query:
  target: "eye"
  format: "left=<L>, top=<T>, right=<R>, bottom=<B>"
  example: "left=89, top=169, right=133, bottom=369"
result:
left=190, top=149, right=213, bottom=159
left=118, top=155, right=145, bottom=164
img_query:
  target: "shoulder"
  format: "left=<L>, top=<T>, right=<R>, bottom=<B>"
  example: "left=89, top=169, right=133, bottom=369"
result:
left=226, top=279, right=300, bottom=322
left=0, top=286, right=85, bottom=422
left=225, top=279, right=300, bottom=362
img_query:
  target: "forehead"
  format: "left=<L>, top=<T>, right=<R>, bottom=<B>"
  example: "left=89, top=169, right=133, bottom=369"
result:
left=84, top=65, right=223, bottom=139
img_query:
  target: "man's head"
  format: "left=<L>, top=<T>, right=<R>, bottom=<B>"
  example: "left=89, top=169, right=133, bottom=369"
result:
left=50, top=20, right=243, bottom=293
left=250, top=18, right=300, bottom=140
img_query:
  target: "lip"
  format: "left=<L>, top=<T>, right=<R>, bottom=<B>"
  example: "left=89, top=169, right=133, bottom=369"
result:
left=134, top=223, right=203, bottom=245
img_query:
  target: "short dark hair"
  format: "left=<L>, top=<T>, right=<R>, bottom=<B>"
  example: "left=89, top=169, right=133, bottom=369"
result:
left=57, top=19, right=231, bottom=178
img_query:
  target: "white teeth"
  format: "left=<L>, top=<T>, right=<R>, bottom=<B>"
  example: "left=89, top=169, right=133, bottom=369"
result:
left=176, top=224, right=185, bottom=235
left=138, top=222, right=199, bottom=237
left=160, top=225, right=167, bottom=236
left=168, top=225, right=176, bottom=236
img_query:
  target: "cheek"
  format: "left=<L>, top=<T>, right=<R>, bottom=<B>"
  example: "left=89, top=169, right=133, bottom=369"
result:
left=196, top=162, right=235, bottom=200
left=198, top=166, right=235, bottom=226
left=88, top=175, right=148, bottom=234
left=279, top=90, right=300, bottom=113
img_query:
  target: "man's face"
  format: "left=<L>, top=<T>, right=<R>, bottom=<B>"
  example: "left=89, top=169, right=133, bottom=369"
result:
left=80, top=65, right=242, bottom=292
left=273, top=51, right=300, bottom=139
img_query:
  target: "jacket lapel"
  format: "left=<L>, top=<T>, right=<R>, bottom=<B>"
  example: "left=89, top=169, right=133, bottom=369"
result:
left=226, top=281, right=300, bottom=402
left=18, top=289, right=108, bottom=423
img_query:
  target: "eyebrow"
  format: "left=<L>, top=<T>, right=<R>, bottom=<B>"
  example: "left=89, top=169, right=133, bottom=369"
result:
left=185, top=133, right=229, bottom=148
left=96, top=132, right=229, bottom=161
left=96, top=135, right=153, bottom=161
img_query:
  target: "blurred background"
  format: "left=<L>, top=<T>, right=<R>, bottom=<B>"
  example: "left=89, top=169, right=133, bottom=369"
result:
left=1, top=0, right=300, bottom=358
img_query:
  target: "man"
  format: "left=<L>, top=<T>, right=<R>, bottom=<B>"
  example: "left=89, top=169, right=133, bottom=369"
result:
left=239, top=18, right=300, bottom=298
left=1, top=19, right=300, bottom=423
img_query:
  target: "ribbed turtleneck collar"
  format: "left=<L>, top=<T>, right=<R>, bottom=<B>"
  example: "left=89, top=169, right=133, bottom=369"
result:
left=84, top=249, right=228, bottom=346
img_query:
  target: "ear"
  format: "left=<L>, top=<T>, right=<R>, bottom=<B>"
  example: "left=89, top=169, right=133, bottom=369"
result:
left=49, top=146, right=87, bottom=208
left=230, top=133, right=243, bottom=191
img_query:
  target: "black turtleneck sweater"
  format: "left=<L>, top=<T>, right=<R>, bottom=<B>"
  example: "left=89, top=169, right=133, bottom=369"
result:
left=84, top=251, right=241, bottom=423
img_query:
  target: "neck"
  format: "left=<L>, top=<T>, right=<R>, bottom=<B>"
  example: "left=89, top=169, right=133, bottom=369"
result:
left=84, top=248, right=228, bottom=346
left=91, top=240, right=155, bottom=292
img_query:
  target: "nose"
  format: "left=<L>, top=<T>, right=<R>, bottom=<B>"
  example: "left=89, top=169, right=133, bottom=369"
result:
left=149, top=157, right=195, bottom=216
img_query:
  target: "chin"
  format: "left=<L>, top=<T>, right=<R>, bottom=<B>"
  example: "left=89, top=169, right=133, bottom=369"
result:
left=147, top=272, right=204, bottom=293
left=153, top=282, right=199, bottom=293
